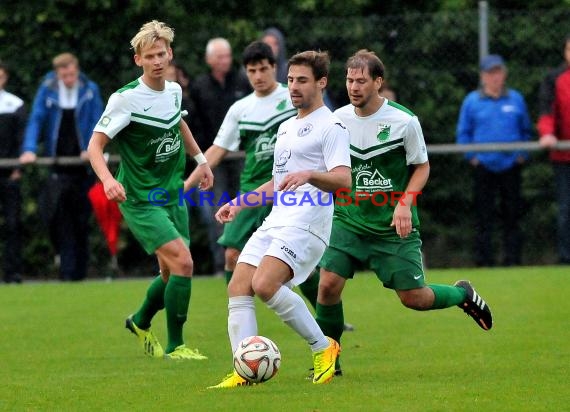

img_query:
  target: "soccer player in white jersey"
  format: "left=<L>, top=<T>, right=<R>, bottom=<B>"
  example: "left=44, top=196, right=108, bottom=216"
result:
left=209, top=51, right=351, bottom=388
left=315, top=50, right=493, bottom=375
left=186, top=41, right=297, bottom=284
left=88, top=20, right=214, bottom=360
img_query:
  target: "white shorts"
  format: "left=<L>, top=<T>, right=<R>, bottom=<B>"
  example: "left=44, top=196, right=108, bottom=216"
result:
left=237, top=226, right=327, bottom=287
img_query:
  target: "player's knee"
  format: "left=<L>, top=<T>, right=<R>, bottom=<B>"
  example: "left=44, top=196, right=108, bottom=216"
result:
left=225, top=248, right=240, bottom=271
left=318, top=273, right=343, bottom=303
left=251, top=277, right=279, bottom=302
left=398, top=289, right=429, bottom=311
left=176, top=255, right=193, bottom=276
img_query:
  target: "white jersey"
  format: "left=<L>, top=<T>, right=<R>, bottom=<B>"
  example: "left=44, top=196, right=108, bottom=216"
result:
left=260, top=105, right=351, bottom=244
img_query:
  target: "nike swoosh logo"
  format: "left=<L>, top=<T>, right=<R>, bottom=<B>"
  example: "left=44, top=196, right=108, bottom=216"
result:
left=144, top=106, right=152, bottom=111
left=314, top=364, right=333, bottom=381
left=413, top=274, right=423, bottom=280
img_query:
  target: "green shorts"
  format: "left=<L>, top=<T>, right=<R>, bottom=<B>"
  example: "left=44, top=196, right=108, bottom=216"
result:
left=119, top=202, right=190, bottom=254
left=218, top=205, right=271, bottom=250
left=319, top=225, right=425, bottom=290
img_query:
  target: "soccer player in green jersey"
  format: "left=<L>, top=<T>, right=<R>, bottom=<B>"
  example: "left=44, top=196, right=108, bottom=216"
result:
left=315, top=50, right=493, bottom=374
left=88, top=20, right=214, bottom=360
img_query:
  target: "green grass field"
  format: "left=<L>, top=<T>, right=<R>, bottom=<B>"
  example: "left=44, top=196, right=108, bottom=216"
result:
left=1, top=266, right=569, bottom=411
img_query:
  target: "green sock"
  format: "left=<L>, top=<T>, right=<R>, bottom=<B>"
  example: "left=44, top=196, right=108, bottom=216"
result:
left=299, top=269, right=319, bottom=310
left=133, top=275, right=166, bottom=330
left=315, top=301, right=345, bottom=344
left=428, top=284, right=467, bottom=309
left=224, top=270, right=233, bottom=285
left=164, top=275, right=192, bottom=353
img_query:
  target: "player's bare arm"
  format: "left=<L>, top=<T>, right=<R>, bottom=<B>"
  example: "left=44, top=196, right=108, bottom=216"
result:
left=215, top=178, right=275, bottom=224
left=391, top=161, right=430, bottom=238
left=278, top=165, right=351, bottom=192
left=180, top=119, right=214, bottom=191
left=87, top=131, right=127, bottom=203
left=186, top=144, right=228, bottom=189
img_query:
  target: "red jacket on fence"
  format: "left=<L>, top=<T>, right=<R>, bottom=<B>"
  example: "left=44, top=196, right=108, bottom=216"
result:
left=537, top=64, right=570, bottom=163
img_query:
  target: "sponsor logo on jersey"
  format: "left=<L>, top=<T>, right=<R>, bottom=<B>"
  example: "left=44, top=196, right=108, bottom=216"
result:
left=355, top=167, right=393, bottom=192
left=275, top=149, right=291, bottom=167
left=153, top=130, right=181, bottom=163
left=297, top=123, right=313, bottom=137
left=377, top=123, right=391, bottom=141
left=254, top=132, right=277, bottom=160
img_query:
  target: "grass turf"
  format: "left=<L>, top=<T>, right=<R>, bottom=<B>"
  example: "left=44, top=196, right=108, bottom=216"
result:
left=0, top=266, right=568, bottom=411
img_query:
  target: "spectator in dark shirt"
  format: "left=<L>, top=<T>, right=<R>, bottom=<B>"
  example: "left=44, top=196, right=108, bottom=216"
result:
left=189, top=38, right=252, bottom=274
left=0, top=61, right=25, bottom=283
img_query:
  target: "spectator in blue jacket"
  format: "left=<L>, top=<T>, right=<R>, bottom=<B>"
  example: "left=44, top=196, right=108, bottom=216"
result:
left=20, top=52, right=103, bottom=281
left=457, top=54, right=532, bottom=267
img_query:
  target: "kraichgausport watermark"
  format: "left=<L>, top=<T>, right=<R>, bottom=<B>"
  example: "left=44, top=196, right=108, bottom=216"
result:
left=147, top=187, right=421, bottom=207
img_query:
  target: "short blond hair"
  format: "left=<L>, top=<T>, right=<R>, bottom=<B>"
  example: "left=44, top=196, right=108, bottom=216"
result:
left=52, top=53, right=78, bottom=70
left=130, top=20, right=174, bottom=55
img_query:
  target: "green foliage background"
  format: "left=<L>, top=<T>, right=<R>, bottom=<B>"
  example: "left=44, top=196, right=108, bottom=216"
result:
left=0, top=1, right=568, bottom=277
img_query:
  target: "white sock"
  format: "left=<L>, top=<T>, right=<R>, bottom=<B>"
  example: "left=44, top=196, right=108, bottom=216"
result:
left=228, top=296, right=257, bottom=353
left=266, top=285, right=329, bottom=351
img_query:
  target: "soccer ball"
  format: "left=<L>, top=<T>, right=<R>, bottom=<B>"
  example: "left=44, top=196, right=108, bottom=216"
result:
left=233, top=335, right=281, bottom=383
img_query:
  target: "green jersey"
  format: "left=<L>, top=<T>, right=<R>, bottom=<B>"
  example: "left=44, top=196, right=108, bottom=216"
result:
left=333, top=100, right=428, bottom=236
left=213, top=84, right=296, bottom=192
left=94, top=77, right=185, bottom=206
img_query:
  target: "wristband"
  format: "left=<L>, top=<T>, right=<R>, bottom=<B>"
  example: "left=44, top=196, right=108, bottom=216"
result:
left=194, top=153, right=207, bottom=165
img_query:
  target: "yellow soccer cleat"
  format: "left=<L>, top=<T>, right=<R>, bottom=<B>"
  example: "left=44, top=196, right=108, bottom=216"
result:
left=312, top=337, right=341, bottom=384
left=207, top=371, right=256, bottom=389
left=164, top=345, right=208, bottom=360
left=125, top=315, right=164, bottom=358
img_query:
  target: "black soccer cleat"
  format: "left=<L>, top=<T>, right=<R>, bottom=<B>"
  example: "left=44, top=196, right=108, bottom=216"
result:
left=455, top=280, right=493, bottom=331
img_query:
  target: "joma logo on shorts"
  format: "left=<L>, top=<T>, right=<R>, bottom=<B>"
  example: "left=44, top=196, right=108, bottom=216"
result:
left=281, top=245, right=297, bottom=259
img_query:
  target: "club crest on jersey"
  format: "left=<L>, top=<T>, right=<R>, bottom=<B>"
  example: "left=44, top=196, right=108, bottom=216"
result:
left=298, top=123, right=313, bottom=137
left=276, top=99, right=287, bottom=111
left=98, top=116, right=111, bottom=127
left=377, top=123, right=391, bottom=141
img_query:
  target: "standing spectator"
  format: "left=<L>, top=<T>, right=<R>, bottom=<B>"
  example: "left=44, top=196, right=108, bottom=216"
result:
left=88, top=20, right=214, bottom=359
left=457, top=54, right=532, bottom=267
left=190, top=37, right=251, bottom=274
left=538, top=35, right=570, bottom=265
left=261, top=27, right=288, bottom=84
left=20, top=52, right=103, bottom=281
left=0, top=61, right=25, bottom=284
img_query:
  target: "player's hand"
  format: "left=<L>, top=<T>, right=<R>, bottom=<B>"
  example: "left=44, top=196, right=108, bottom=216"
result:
left=539, top=134, right=558, bottom=148
left=195, top=163, right=214, bottom=191
left=278, top=171, right=311, bottom=191
left=390, top=203, right=412, bottom=238
left=215, top=201, right=242, bottom=223
left=184, top=167, right=206, bottom=192
left=102, top=177, right=127, bottom=203
left=19, top=151, right=37, bottom=164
